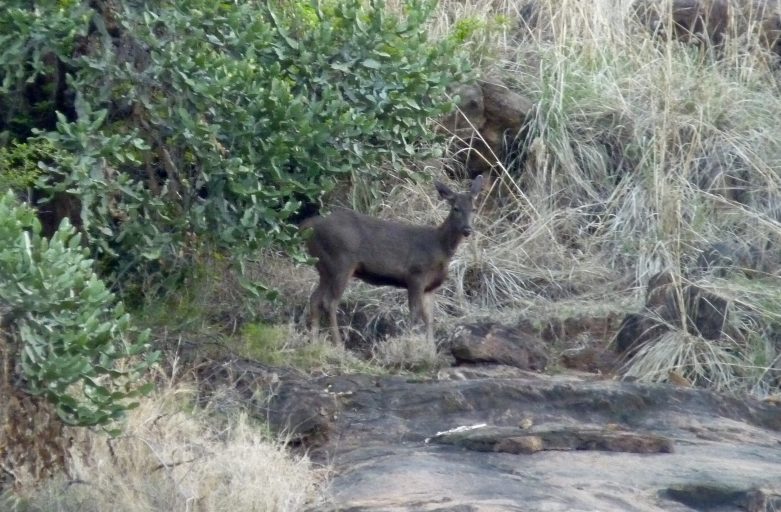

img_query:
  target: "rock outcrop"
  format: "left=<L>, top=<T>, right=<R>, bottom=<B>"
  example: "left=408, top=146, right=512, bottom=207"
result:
left=449, top=322, right=549, bottom=370
left=253, top=369, right=781, bottom=511
left=440, top=80, right=534, bottom=178
left=517, top=0, right=781, bottom=57
left=633, top=0, right=781, bottom=56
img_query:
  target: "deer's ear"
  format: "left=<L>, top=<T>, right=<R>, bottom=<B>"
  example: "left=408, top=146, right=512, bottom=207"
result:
left=435, top=181, right=455, bottom=202
left=470, top=175, right=484, bottom=197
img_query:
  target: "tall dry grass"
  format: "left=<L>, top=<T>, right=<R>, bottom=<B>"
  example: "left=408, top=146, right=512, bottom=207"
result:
left=2, top=379, right=327, bottom=511
left=322, top=0, right=781, bottom=393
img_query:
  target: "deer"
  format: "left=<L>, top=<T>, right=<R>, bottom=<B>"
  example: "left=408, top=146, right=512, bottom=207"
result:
left=301, top=175, right=484, bottom=345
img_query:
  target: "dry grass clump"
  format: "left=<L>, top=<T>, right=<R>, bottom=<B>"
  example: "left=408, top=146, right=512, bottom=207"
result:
left=622, top=325, right=778, bottom=393
left=3, top=382, right=326, bottom=512
left=239, top=321, right=379, bottom=373
left=370, top=333, right=443, bottom=371
left=620, top=274, right=781, bottom=393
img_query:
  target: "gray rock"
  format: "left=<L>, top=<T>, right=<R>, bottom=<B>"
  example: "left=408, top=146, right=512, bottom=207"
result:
left=431, top=425, right=674, bottom=455
left=255, top=368, right=781, bottom=511
left=442, top=79, right=534, bottom=178
left=449, top=322, right=549, bottom=370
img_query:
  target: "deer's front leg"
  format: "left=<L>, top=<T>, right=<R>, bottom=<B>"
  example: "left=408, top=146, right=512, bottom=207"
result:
left=407, top=282, right=426, bottom=336
left=422, top=292, right=434, bottom=343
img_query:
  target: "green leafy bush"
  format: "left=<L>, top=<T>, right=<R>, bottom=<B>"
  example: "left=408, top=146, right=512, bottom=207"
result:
left=1, top=0, right=470, bottom=295
left=0, top=1, right=91, bottom=139
left=0, top=192, right=157, bottom=426
left=0, top=138, right=64, bottom=193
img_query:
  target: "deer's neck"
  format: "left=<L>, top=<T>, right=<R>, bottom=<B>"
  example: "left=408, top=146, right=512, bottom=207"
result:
left=437, top=218, right=464, bottom=257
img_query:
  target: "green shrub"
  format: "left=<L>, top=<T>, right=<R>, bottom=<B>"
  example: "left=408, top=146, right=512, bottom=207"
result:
left=1, top=0, right=470, bottom=296
left=240, top=322, right=291, bottom=365
left=0, top=1, right=91, bottom=139
left=0, top=191, right=157, bottom=426
left=0, top=139, right=61, bottom=192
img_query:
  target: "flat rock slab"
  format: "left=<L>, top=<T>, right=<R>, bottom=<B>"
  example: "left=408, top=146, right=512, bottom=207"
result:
left=323, top=444, right=781, bottom=512
left=430, top=425, right=674, bottom=454
left=260, top=370, right=781, bottom=511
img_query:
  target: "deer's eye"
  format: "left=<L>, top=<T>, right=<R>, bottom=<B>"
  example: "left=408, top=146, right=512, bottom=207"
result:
left=453, top=207, right=461, bottom=213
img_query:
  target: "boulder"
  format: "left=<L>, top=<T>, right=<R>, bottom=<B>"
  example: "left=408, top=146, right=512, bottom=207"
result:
left=634, top=0, right=781, bottom=57
left=560, top=346, right=621, bottom=373
left=439, top=83, right=484, bottom=137
left=663, top=484, right=781, bottom=512
left=694, top=147, right=751, bottom=206
left=449, top=322, right=549, bottom=370
left=634, top=0, right=730, bottom=46
left=442, top=80, right=534, bottom=178
left=518, top=313, right=623, bottom=374
left=613, top=312, right=670, bottom=356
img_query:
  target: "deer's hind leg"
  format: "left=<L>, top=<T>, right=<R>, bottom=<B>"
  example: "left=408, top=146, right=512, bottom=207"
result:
left=308, top=282, right=326, bottom=342
left=321, top=261, right=355, bottom=346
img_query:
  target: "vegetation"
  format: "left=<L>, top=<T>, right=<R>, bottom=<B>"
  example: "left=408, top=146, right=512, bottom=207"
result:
left=0, top=191, right=157, bottom=492
left=1, top=0, right=465, bottom=505
left=431, top=0, right=781, bottom=394
left=248, top=0, right=781, bottom=395
left=0, top=140, right=59, bottom=192
left=1, top=0, right=468, bottom=299
left=3, top=0, right=781, bottom=508
left=0, top=192, right=155, bottom=426
left=2, top=380, right=325, bottom=511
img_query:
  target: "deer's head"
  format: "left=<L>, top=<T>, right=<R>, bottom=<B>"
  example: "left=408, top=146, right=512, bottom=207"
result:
left=435, top=175, right=484, bottom=238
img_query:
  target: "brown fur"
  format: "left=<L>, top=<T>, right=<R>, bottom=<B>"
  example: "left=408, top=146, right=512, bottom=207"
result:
left=303, top=176, right=484, bottom=345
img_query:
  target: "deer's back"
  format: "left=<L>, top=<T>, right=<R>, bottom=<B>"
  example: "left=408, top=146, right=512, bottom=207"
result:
left=304, top=208, right=446, bottom=287
left=305, top=208, right=438, bottom=254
